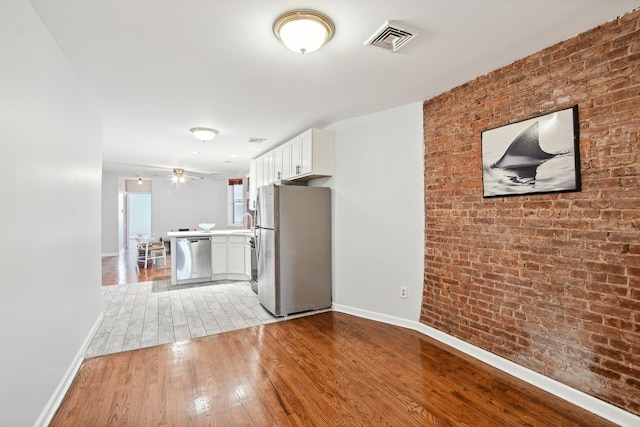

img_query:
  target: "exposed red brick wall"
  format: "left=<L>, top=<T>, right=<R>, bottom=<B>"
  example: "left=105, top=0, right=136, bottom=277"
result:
left=421, top=10, right=640, bottom=415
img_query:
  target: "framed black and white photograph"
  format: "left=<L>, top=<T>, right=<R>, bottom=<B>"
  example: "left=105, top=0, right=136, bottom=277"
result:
left=481, top=105, right=580, bottom=198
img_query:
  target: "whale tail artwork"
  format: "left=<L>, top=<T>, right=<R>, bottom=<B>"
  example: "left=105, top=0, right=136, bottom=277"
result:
left=482, top=105, right=580, bottom=198
left=492, top=121, right=568, bottom=169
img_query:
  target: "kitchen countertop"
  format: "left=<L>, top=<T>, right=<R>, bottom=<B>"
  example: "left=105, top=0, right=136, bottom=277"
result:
left=167, top=229, right=254, bottom=238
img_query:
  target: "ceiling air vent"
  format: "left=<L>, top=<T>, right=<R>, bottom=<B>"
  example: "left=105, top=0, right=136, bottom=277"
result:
left=248, top=137, right=266, bottom=143
left=364, top=21, right=419, bottom=52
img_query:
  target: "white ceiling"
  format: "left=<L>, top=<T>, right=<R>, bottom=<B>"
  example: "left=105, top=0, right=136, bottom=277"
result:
left=29, top=0, right=638, bottom=179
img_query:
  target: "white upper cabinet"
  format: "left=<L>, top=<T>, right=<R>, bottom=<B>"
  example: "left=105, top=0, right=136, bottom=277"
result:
left=251, top=128, right=333, bottom=189
left=263, top=152, right=273, bottom=185
left=289, top=135, right=302, bottom=176
left=273, top=144, right=283, bottom=181
left=255, top=156, right=264, bottom=189
left=274, top=141, right=292, bottom=180
left=248, top=159, right=257, bottom=210
left=282, top=142, right=292, bottom=179
left=257, top=151, right=275, bottom=186
left=289, top=128, right=332, bottom=179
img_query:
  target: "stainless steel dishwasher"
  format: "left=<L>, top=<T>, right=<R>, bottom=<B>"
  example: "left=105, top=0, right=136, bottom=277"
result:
left=175, top=237, right=211, bottom=284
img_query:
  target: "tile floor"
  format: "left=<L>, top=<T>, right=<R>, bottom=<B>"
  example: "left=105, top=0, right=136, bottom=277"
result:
left=87, top=279, right=285, bottom=358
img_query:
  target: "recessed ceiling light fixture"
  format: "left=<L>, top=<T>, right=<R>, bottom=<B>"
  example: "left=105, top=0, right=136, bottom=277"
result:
left=190, top=127, right=219, bottom=141
left=273, top=9, right=335, bottom=54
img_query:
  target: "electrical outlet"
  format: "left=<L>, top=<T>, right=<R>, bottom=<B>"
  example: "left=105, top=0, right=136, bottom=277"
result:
left=400, top=286, right=408, bottom=299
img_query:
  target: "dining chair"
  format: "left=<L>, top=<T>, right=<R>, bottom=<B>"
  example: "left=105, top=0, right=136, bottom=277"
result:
left=136, top=234, right=167, bottom=269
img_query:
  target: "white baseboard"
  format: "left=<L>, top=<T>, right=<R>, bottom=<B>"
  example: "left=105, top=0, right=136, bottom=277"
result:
left=102, top=247, right=125, bottom=257
left=332, top=304, right=640, bottom=427
left=34, top=312, right=104, bottom=427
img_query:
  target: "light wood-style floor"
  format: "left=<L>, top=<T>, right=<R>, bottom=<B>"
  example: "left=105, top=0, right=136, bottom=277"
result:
left=51, top=311, right=614, bottom=426
left=102, top=243, right=171, bottom=286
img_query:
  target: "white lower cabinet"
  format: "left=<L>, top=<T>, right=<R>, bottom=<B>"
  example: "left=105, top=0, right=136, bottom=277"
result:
left=169, top=231, right=253, bottom=285
left=244, top=240, right=252, bottom=277
left=227, top=236, right=246, bottom=275
left=211, top=235, right=252, bottom=280
left=211, top=236, right=228, bottom=275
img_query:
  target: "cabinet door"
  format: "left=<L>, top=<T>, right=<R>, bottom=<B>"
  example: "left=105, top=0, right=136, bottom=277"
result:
left=273, top=147, right=283, bottom=181
left=227, top=237, right=245, bottom=275
left=299, top=129, right=313, bottom=175
left=244, top=239, right=252, bottom=276
left=290, top=136, right=302, bottom=177
left=255, top=156, right=264, bottom=188
left=253, top=128, right=331, bottom=183
left=263, top=152, right=274, bottom=184
left=281, top=142, right=291, bottom=179
left=249, top=160, right=257, bottom=209
left=212, top=237, right=227, bottom=274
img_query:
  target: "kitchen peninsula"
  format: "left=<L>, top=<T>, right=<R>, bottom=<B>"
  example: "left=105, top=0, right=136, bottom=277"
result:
left=167, top=230, right=254, bottom=285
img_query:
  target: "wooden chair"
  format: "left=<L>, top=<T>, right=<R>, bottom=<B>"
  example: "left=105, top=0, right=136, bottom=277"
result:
left=136, top=234, right=167, bottom=269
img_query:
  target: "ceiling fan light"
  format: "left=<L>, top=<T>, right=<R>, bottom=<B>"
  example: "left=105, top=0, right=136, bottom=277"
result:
left=274, top=10, right=334, bottom=54
left=190, top=127, right=219, bottom=141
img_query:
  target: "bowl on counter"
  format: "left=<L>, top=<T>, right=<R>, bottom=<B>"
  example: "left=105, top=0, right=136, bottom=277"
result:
left=198, top=223, right=216, bottom=232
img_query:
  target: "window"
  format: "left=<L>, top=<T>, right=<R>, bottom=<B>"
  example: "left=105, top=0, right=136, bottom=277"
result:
left=228, top=178, right=244, bottom=225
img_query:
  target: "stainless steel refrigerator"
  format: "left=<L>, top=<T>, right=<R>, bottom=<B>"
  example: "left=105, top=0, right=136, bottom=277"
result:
left=255, top=184, right=331, bottom=316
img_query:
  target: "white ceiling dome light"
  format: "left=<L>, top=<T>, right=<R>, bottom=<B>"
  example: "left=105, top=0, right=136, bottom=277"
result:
left=190, top=127, right=219, bottom=141
left=273, top=10, right=335, bottom=54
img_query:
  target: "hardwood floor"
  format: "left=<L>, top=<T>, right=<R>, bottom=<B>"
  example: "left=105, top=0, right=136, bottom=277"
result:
left=102, top=243, right=170, bottom=286
left=51, top=312, right=614, bottom=426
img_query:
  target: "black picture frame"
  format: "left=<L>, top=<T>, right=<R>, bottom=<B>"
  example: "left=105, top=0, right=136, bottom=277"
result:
left=481, top=105, right=580, bottom=198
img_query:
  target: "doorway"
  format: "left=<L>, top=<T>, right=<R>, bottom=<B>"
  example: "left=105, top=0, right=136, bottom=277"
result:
left=127, top=193, right=151, bottom=245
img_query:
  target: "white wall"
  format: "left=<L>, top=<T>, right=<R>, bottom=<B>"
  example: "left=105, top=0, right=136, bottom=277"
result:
left=152, top=176, right=234, bottom=239
left=325, top=102, right=424, bottom=321
left=100, top=175, right=237, bottom=251
left=101, top=171, right=121, bottom=256
left=0, top=1, right=103, bottom=425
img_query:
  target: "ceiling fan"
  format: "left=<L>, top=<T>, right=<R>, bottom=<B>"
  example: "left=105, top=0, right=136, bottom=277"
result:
left=155, top=168, right=204, bottom=183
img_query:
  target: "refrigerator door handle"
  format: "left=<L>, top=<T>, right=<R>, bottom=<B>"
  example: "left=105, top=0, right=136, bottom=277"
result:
left=256, top=191, right=261, bottom=228
left=256, top=228, right=261, bottom=260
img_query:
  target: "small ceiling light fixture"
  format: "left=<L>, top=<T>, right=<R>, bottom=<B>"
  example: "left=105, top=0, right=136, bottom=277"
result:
left=273, top=9, right=335, bottom=54
left=137, top=177, right=143, bottom=185
left=190, top=127, right=219, bottom=141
